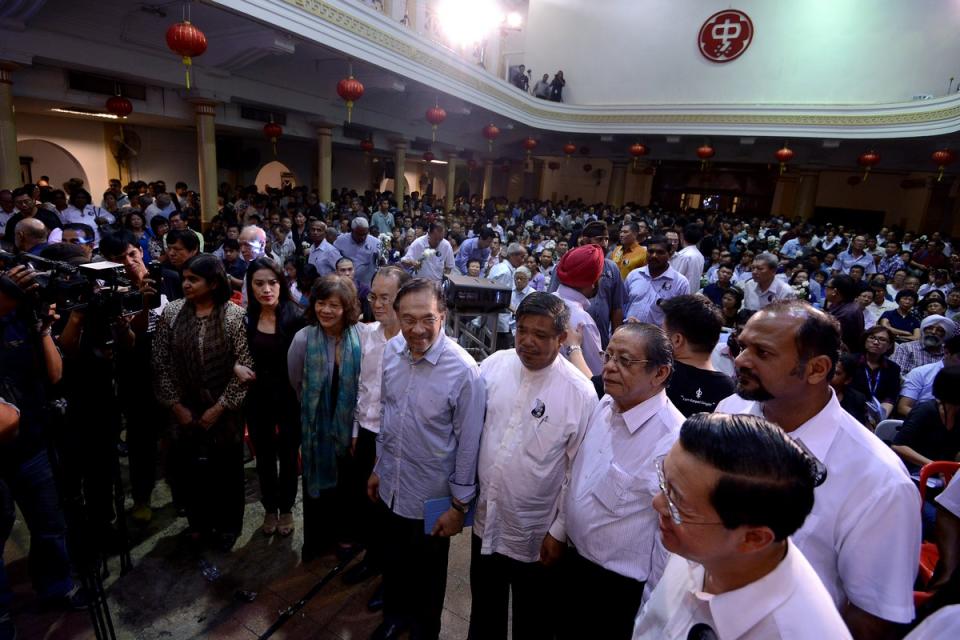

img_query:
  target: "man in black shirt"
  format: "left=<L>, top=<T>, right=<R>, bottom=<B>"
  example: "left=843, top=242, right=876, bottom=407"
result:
left=660, top=295, right=735, bottom=416
left=3, top=187, right=61, bottom=247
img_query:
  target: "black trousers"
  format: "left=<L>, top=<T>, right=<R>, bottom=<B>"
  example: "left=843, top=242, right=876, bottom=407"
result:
left=468, top=534, right=555, bottom=640
left=352, top=428, right=382, bottom=567
left=179, top=417, right=245, bottom=537
left=302, top=454, right=354, bottom=554
left=246, top=389, right=300, bottom=514
left=125, top=396, right=163, bottom=505
left=557, top=548, right=645, bottom=640
left=379, top=502, right=450, bottom=640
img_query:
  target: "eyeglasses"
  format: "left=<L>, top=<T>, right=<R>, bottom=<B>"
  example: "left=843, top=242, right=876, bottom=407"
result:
left=367, top=293, right=394, bottom=306
left=655, top=456, right=724, bottom=526
left=865, top=335, right=890, bottom=344
left=601, top=351, right=649, bottom=369
left=399, top=315, right=440, bottom=329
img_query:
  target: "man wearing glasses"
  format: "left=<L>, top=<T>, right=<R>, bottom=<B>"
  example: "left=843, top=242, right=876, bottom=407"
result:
left=633, top=413, right=849, bottom=640
left=559, top=323, right=684, bottom=640
left=3, top=187, right=61, bottom=248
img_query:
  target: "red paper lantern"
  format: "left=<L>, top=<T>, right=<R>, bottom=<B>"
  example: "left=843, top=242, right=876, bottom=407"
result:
left=522, top=136, right=538, bottom=156
left=774, top=145, right=794, bottom=175
left=422, top=151, right=435, bottom=163
left=548, top=161, right=560, bottom=171
left=931, top=149, right=955, bottom=182
left=359, top=139, right=375, bottom=153
left=105, top=95, right=133, bottom=118
left=563, top=143, right=577, bottom=158
left=337, top=75, right=365, bottom=124
left=165, top=21, right=207, bottom=89
left=263, top=122, right=283, bottom=157
left=629, top=143, right=648, bottom=169
left=425, top=105, right=447, bottom=142
left=696, top=144, right=715, bottom=171
left=858, top=150, right=880, bottom=180
left=482, top=124, right=500, bottom=151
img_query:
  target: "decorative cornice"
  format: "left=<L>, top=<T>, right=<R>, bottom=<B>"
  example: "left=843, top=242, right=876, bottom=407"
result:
left=213, top=0, right=960, bottom=138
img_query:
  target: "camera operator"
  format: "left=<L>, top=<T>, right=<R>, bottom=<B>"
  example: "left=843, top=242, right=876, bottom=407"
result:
left=99, top=230, right=174, bottom=522
left=14, top=218, right=49, bottom=256
left=0, top=265, right=87, bottom=637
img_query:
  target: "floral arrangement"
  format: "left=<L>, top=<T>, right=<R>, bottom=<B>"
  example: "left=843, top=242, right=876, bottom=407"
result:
left=791, top=281, right=811, bottom=301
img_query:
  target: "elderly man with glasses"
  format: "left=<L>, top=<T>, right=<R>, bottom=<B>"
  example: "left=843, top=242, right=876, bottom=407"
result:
left=558, top=322, right=684, bottom=640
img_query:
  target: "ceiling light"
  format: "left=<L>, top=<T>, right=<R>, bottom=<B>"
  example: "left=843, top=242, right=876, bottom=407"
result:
left=51, top=107, right=119, bottom=119
left=430, top=159, right=449, bottom=165
left=505, top=12, right=523, bottom=29
left=437, top=0, right=504, bottom=46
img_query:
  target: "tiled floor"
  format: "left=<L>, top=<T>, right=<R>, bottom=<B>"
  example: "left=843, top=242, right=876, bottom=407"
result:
left=5, top=464, right=477, bottom=640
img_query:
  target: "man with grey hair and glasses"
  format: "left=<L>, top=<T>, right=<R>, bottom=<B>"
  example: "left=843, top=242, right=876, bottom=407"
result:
left=334, top=215, right=381, bottom=287
left=742, top=251, right=795, bottom=311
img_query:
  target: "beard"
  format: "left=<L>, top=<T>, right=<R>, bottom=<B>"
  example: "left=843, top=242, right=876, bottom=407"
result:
left=735, top=367, right=775, bottom=401
left=923, top=335, right=943, bottom=350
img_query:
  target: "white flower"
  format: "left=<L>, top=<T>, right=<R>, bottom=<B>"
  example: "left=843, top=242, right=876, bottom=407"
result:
left=422, top=248, right=437, bottom=259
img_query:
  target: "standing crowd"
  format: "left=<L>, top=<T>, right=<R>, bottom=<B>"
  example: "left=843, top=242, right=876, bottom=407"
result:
left=1, top=176, right=959, bottom=640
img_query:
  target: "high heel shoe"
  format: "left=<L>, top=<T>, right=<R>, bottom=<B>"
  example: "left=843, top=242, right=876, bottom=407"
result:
left=277, top=513, right=294, bottom=537
left=262, top=512, right=278, bottom=536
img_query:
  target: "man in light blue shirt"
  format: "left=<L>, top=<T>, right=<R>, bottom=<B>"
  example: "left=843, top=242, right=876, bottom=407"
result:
left=371, top=199, right=395, bottom=235
left=455, top=227, right=495, bottom=275
left=334, top=216, right=381, bottom=287
left=836, top=235, right=877, bottom=275
left=624, top=236, right=691, bottom=327
left=369, top=279, right=485, bottom=640
left=897, top=335, right=960, bottom=416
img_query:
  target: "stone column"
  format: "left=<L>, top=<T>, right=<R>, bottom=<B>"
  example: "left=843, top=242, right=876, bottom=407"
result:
left=482, top=159, right=494, bottom=201
left=794, top=171, right=820, bottom=220
left=316, top=125, right=333, bottom=203
left=445, top=153, right=457, bottom=212
left=393, top=141, right=407, bottom=204
left=607, top=161, right=628, bottom=208
left=0, top=64, right=20, bottom=190
left=538, top=159, right=550, bottom=200
left=192, top=100, right=219, bottom=224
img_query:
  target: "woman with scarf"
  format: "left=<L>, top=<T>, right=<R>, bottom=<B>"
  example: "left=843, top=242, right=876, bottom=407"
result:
left=287, top=274, right=363, bottom=561
left=153, top=255, right=252, bottom=551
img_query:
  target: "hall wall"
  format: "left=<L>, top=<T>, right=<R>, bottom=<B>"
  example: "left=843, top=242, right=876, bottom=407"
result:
left=523, top=0, right=959, bottom=106
left=16, top=113, right=111, bottom=195
left=814, top=170, right=936, bottom=229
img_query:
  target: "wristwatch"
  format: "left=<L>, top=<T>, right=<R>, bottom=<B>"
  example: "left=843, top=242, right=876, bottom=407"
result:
left=451, top=499, right=469, bottom=514
left=568, top=345, right=582, bottom=353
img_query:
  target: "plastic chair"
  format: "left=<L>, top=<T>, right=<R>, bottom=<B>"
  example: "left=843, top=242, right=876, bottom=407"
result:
left=874, top=419, right=903, bottom=444
left=916, top=461, right=960, bottom=587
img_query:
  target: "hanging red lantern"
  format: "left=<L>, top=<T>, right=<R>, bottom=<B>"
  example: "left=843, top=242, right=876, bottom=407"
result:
left=337, top=74, right=365, bottom=124
left=165, top=21, right=208, bottom=90
left=359, top=139, right=375, bottom=153
left=562, top=142, right=577, bottom=161
left=774, top=145, right=794, bottom=175
left=931, top=149, right=955, bottom=182
left=482, top=124, right=500, bottom=151
left=696, top=144, right=715, bottom=170
left=105, top=95, right=133, bottom=118
left=422, top=151, right=435, bottom=163
left=263, top=122, right=283, bottom=157
left=858, top=150, right=880, bottom=181
left=522, top=136, right=538, bottom=157
left=548, top=161, right=560, bottom=171
left=425, top=105, right=447, bottom=142
left=629, top=143, right=648, bottom=168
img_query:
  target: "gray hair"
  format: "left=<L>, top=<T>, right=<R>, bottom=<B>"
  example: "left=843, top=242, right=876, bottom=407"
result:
left=754, top=251, right=779, bottom=270
left=505, top=242, right=526, bottom=257
left=613, top=322, right=674, bottom=383
left=351, top=216, right=370, bottom=230
left=515, top=266, right=532, bottom=278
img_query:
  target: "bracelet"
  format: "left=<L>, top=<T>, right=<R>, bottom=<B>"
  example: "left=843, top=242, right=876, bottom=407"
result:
left=568, top=345, right=582, bottom=353
left=39, top=328, right=52, bottom=337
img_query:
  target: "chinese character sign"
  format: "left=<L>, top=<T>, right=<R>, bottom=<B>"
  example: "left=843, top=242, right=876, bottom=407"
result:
left=698, top=9, right=753, bottom=63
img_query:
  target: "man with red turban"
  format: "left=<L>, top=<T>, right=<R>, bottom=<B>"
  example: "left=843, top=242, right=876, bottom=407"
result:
left=553, top=244, right=605, bottom=375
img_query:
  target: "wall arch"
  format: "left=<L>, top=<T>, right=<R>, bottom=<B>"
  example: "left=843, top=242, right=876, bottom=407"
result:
left=254, top=160, right=298, bottom=192
left=17, top=139, right=89, bottom=190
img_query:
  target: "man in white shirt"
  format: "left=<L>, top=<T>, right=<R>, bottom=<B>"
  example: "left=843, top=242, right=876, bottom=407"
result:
left=742, top=252, right=795, bottom=311
left=470, top=292, right=599, bottom=640
left=489, top=242, right=528, bottom=343
left=401, top=221, right=455, bottom=282
left=561, top=323, right=684, bottom=640
left=552, top=244, right=605, bottom=376
left=669, top=223, right=705, bottom=292
left=714, top=301, right=921, bottom=640
left=143, top=192, right=176, bottom=223
left=634, top=412, right=850, bottom=640
left=624, top=235, right=690, bottom=326
left=342, top=266, right=411, bottom=608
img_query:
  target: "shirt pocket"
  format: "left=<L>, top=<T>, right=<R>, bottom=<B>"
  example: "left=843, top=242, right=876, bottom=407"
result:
left=525, top=418, right=568, bottom=467
left=592, top=463, right=650, bottom=516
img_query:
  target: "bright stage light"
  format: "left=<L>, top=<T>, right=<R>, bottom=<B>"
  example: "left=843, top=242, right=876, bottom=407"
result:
left=505, top=11, right=523, bottom=29
left=437, top=0, right=505, bottom=46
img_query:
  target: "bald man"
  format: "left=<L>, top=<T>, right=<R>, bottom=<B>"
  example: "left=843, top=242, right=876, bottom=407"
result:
left=15, top=218, right=49, bottom=255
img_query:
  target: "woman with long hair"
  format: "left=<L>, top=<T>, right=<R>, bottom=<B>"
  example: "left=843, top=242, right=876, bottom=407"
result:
left=234, top=257, right=305, bottom=537
left=287, top=275, right=363, bottom=561
left=153, top=255, right=252, bottom=551
left=123, top=210, right=151, bottom=259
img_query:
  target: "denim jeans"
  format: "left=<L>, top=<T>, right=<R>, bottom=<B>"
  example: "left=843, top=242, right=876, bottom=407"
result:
left=0, top=450, right=74, bottom=611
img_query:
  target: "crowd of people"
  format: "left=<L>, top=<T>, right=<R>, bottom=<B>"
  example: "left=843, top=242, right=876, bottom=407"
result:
left=0, top=174, right=959, bottom=640
left=510, top=65, right=567, bottom=102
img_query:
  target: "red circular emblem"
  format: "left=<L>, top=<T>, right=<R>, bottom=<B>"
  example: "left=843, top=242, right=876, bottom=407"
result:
left=698, top=10, right=753, bottom=63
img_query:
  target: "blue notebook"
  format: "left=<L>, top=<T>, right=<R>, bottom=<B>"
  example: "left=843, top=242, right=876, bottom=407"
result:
left=423, top=497, right=474, bottom=534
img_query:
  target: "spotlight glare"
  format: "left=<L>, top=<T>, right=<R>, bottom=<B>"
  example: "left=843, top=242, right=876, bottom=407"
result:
left=437, top=0, right=504, bottom=46
left=506, top=12, right=523, bottom=29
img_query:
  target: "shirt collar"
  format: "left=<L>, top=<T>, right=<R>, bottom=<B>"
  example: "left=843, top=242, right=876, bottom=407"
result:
left=783, top=388, right=842, bottom=462
left=616, top=390, right=668, bottom=434
left=639, top=265, right=676, bottom=280
left=556, top=284, right=588, bottom=306
left=404, top=332, right=447, bottom=365
left=700, top=541, right=800, bottom=639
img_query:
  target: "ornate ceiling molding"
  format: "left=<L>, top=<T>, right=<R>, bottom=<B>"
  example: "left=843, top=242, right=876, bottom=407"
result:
left=212, top=0, right=960, bottom=139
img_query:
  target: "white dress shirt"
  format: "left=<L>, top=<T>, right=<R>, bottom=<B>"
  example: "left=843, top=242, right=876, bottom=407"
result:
left=565, top=390, right=685, bottom=581
left=741, top=277, right=795, bottom=311
left=624, top=265, right=691, bottom=326
left=715, top=390, right=920, bottom=623
left=554, top=284, right=604, bottom=376
left=403, top=235, right=455, bottom=282
left=62, top=204, right=115, bottom=243
left=353, top=322, right=390, bottom=437
left=488, top=260, right=517, bottom=332
left=474, top=350, right=599, bottom=563
left=634, top=542, right=852, bottom=640
left=670, top=245, right=705, bottom=292
left=935, top=473, right=960, bottom=517
left=905, top=605, right=960, bottom=640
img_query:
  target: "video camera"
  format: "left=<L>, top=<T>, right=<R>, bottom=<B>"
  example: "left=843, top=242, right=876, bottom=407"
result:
left=0, top=250, right=162, bottom=317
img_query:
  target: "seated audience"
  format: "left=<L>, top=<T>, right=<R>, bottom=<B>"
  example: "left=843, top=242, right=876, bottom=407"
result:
left=892, top=366, right=960, bottom=473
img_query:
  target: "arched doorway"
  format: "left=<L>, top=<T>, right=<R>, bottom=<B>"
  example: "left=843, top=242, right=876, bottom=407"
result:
left=17, top=139, right=89, bottom=190
left=254, top=160, right=297, bottom=192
